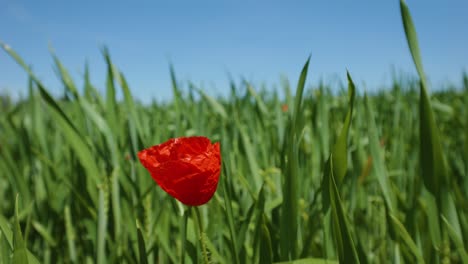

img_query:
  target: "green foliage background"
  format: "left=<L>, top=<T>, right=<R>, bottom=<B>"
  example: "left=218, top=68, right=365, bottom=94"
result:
left=0, top=1, right=467, bottom=263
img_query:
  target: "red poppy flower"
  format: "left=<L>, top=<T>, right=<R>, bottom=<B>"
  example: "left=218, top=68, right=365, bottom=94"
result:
left=138, top=136, right=221, bottom=206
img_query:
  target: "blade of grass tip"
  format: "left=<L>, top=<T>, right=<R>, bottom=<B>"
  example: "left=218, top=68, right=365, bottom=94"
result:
left=399, top=0, right=426, bottom=88
left=332, top=71, right=355, bottom=184
left=50, top=50, right=80, bottom=99
left=13, top=195, right=29, bottom=264
left=118, top=72, right=146, bottom=151
left=322, top=72, right=355, bottom=213
left=102, top=47, right=119, bottom=133
left=170, top=64, right=183, bottom=134
left=170, top=63, right=183, bottom=101
left=136, top=220, right=149, bottom=264
left=400, top=0, right=447, bottom=197
left=280, top=56, right=310, bottom=261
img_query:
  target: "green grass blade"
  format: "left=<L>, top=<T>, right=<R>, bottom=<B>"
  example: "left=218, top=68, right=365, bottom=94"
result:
left=322, top=72, right=355, bottom=212
left=97, top=184, right=108, bottom=264
left=118, top=72, right=146, bottom=151
left=332, top=72, right=355, bottom=184
left=442, top=216, right=468, bottom=263
left=195, top=86, right=228, bottom=120
left=221, top=166, right=240, bottom=264
left=245, top=81, right=269, bottom=116
left=399, top=0, right=426, bottom=87
left=51, top=53, right=80, bottom=99
left=13, top=195, right=29, bottom=264
left=65, top=206, right=77, bottom=262
left=280, top=56, right=310, bottom=260
left=389, top=214, right=425, bottom=263
left=400, top=0, right=447, bottom=196
left=31, top=221, right=57, bottom=247
left=328, top=157, right=360, bottom=264
left=136, top=221, right=149, bottom=264
left=0, top=214, right=13, bottom=249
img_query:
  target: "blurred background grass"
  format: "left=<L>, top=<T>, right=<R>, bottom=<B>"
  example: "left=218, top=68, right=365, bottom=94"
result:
left=1, top=1, right=468, bottom=263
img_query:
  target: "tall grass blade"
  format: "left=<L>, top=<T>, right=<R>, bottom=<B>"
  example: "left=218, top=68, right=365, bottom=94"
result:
left=13, top=195, right=29, bottom=264
left=322, top=72, right=355, bottom=212
left=280, top=56, right=310, bottom=260
left=328, top=157, right=360, bottom=264
left=400, top=0, right=447, bottom=196
left=136, top=221, right=149, bottom=264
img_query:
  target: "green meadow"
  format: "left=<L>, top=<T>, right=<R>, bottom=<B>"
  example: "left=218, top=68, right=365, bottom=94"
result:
left=1, top=1, right=467, bottom=263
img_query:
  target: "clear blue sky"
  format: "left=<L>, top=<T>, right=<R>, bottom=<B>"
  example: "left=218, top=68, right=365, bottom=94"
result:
left=1, top=0, right=467, bottom=102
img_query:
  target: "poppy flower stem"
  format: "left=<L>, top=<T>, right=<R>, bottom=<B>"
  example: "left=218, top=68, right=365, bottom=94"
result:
left=192, top=206, right=210, bottom=264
